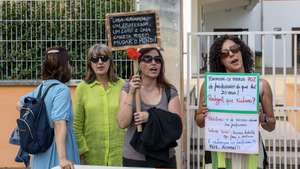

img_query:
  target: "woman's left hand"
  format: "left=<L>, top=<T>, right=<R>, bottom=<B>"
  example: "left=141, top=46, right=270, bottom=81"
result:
left=134, top=111, right=149, bottom=125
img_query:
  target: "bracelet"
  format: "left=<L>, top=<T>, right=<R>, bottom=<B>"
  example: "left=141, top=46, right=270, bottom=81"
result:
left=265, top=116, right=276, bottom=123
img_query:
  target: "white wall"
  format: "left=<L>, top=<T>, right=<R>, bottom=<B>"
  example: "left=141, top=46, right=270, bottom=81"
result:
left=205, top=5, right=261, bottom=32
left=263, top=1, right=300, bottom=67
left=205, top=4, right=263, bottom=65
left=264, top=1, right=300, bottom=32
left=203, top=1, right=300, bottom=68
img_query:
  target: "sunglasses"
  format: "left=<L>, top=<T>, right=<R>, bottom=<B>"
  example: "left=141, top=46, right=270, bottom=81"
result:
left=220, top=44, right=240, bottom=58
left=90, top=55, right=110, bottom=63
left=140, top=55, right=162, bottom=64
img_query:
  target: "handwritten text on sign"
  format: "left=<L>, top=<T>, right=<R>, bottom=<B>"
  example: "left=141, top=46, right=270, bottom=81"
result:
left=204, top=73, right=259, bottom=153
left=206, top=73, right=259, bottom=112
left=205, top=112, right=259, bottom=154
left=106, top=11, right=160, bottom=50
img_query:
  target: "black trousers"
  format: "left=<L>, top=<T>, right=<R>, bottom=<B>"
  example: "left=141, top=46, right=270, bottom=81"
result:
left=123, top=156, right=177, bottom=168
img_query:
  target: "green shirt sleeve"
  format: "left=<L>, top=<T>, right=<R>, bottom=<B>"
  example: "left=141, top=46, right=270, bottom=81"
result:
left=73, top=82, right=89, bottom=155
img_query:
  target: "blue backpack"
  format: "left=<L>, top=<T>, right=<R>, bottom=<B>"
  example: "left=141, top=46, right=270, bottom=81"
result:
left=17, top=83, right=58, bottom=154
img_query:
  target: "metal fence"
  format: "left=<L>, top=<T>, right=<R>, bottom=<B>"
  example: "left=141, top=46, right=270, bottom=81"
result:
left=186, top=31, right=300, bottom=169
left=0, top=0, right=136, bottom=81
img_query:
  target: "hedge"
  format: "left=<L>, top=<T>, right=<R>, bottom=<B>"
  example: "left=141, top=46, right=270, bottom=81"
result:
left=0, top=0, right=135, bottom=80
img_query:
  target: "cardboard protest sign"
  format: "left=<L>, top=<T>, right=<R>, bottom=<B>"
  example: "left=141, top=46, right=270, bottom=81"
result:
left=204, top=73, right=259, bottom=154
left=106, top=10, right=160, bottom=51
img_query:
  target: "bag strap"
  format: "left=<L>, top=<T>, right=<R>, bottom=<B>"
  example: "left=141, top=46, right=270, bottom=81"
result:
left=40, top=83, right=59, bottom=100
left=166, top=87, right=171, bottom=103
left=37, top=84, right=43, bottom=98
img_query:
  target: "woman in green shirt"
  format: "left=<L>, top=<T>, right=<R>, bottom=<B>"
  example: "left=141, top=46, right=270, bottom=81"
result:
left=73, top=44, right=125, bottom=165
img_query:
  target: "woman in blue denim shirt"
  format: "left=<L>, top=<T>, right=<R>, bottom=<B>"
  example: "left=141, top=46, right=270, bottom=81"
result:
left=20, top=47, right=80, bottom=169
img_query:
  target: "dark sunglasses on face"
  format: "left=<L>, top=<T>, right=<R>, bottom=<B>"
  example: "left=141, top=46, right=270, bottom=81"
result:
left=220, top=44, right=240, bottom=58
left=140, top=55, right=162, bottom=64
left=90, top=55, right=110, bottom=63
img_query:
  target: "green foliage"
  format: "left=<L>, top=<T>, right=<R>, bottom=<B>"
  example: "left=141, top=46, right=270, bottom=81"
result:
left=0, top=0, right=135, bottom=80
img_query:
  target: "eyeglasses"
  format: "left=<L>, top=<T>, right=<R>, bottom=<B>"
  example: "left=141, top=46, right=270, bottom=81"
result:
left=220, top=44, right=240, bottom=58
left=140, top=55, right=162, bottom=64
left=90, top=55, right=110, bottom=63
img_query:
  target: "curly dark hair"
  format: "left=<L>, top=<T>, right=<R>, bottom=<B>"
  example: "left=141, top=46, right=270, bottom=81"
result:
left=209, top=35, right=254, bottom=73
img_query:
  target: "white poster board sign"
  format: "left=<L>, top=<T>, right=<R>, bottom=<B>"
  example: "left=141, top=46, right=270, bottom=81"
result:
left=204, top=73, right=259, bottom=154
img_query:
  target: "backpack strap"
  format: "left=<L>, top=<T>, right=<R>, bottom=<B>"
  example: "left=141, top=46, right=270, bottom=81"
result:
left=36, top=84, right=43, bottom=98
left=40, top=83, right=59, bottom=100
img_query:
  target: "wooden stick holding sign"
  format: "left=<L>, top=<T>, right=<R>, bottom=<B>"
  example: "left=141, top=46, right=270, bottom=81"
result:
left=127, top=48, right=142, bottom=132
left=105, top=10, right=160, bottom=132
